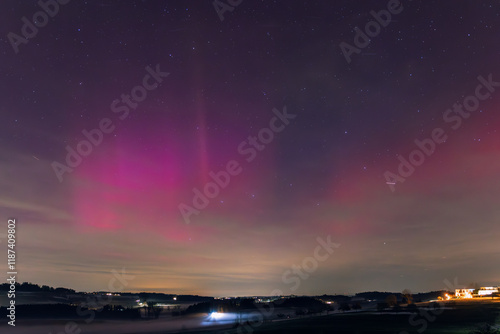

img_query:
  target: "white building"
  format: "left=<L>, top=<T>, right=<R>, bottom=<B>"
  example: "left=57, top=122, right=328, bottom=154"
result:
left=455, top=288, right=474, bottom=298
left=455, top=286, right=499, bottom=298
left=477, top=287, right=499, bottom=296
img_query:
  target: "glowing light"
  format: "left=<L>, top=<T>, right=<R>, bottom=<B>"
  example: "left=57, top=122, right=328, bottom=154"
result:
left=202, top=312, right=240, bottom=325
left=478, top=287, right=499, bottom=296
left=455, top=288, right=474, bottom=299
left=210, top=312, right=222, bottom=320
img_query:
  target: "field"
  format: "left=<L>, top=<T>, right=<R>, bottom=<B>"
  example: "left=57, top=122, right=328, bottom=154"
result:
left=2, top=299, right=499, bottom=334
left=187, top=299, right=500, bottom=334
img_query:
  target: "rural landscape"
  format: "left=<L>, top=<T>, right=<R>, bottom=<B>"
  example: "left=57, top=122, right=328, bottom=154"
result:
left=2, top=1, right=500, bottom=333
left=1, top=282, right=500, bottom=333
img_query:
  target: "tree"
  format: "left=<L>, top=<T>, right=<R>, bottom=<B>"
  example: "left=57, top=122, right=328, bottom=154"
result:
left=385, top=294, right=398, bottom=307
left=41, top=285, right=53, bottom=292
left=148, top=303, right=163, bottom=319
left=402, top=289, right=413, bottom=304
left=352, top=302, right=362, bottom=311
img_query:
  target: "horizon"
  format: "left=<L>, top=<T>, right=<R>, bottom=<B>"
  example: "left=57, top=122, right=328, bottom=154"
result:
left=2, top=281, right=476, bottom=297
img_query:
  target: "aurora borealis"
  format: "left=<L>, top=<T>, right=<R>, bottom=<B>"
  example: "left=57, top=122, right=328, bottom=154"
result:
left=1, top=0, right=500, bottom=296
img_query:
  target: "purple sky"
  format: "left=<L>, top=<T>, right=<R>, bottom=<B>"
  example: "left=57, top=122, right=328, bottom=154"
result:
left=1, top=0, right=499, bottom=296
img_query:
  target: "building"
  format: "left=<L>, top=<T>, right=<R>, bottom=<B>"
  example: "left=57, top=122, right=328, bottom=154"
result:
left=455, top=286, right=499, bottom=299
left=455, top=288, right=474, bottom=298
left=477, top=287, right=499, bottom=296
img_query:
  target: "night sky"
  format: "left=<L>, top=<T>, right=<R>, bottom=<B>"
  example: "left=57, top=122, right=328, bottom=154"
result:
left=1, top=0, right=500, bottom=296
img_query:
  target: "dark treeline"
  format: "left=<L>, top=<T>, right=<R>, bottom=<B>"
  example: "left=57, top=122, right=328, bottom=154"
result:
left=0, top=282, right=214, bottom=303
left=0, top=282, right=75, bottom=294
left=136, top=292, right=213, bottom=302
left=354, top=291, right=446, bottom=303
left=354, top=291, right=401, bottom=300
left=0, top=304, right=141, bottom=319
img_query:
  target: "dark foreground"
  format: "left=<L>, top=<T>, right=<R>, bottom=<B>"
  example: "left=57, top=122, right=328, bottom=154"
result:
left=3, top=299, right=499, bottom=334
left=181, top=300, right=500, bottom=334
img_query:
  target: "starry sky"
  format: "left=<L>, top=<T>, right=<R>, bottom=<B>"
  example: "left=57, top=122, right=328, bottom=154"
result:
left=1, top=0, right=500, bottom=296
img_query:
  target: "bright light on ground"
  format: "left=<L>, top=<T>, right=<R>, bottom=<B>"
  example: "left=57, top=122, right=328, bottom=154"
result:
left=210, top=312, right=222, bottom=320
left=203, top=312, right=241, bottom=324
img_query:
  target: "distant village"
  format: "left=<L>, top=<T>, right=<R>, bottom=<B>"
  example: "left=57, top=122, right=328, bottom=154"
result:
left=454, top=286, right=499, bottom=299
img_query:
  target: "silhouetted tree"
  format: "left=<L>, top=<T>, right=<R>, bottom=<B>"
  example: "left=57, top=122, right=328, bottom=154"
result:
left=148, top=303, right=163, bottom=319
left=402, top=289, right=413, bottom=304
left=41, top=285, right=53, bottom=292
left=184, top=302, right=211, bottom=314
left=385, top=294, right=397, bottom=307
left=20, top=282, right=40, bottom=292
left=54, top=287, right=75, bottom=295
